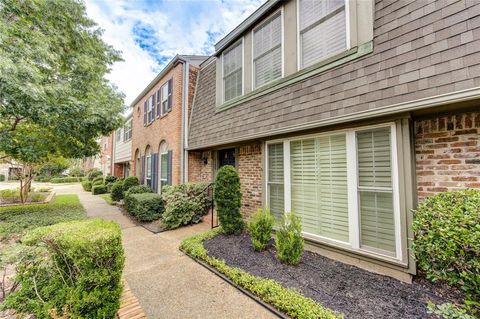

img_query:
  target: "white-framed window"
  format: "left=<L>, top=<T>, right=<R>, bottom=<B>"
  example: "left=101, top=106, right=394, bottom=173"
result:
left=116, top=129, right=122, bottom=142
left=145, top=147, right=152, bottom=188
left=161, top=82, right=169, bottom=115
left=222, top=40, right=243, bottom=102
left=159, top=142, right=169, bottom=192
left=265, top=123, right=402, bottom=261
left=298, top=0, right=347, bottom=69
left=252, top=10, right=282, bottom=89
left=147, top=95, right=154, bottom=123
left=124, top=119, right=132, bottom=141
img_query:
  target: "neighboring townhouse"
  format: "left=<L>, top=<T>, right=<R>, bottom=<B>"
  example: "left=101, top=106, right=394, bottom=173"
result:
left=82, top=135, right=113, bottom=175
left=112, top=113, right=133, bottom=177
left=187, top=0, right=480, bottom=281
left=131, top=55, right=207, bottom=192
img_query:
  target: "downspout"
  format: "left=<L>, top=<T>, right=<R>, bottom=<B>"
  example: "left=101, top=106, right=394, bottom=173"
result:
left=180, top=60, right=189, bottom=183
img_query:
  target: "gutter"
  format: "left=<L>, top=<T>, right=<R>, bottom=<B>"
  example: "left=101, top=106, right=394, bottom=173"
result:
left=180, top=61, right=189, bottom=183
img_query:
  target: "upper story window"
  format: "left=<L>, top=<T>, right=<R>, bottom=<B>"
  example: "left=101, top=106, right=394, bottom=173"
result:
left=147, top=95, right=155, bottom=123
left=222, top=41, right=243, bottom=102
left=253, top=11, right=282, bottom=89
left=299, top=0, right=347, bottom=69
left=124, top=119, right=132, bottom=141
left=161, top=79, right=172, bottom=115
left=116, top=129, right=121, bottom=142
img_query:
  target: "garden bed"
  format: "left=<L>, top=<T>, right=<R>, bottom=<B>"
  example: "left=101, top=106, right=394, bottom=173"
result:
left=204, top=232, right=460, bottom=319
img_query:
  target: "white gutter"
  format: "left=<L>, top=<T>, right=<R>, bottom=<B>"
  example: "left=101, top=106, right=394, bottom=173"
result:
left=180, top=61, right=189, bottom=183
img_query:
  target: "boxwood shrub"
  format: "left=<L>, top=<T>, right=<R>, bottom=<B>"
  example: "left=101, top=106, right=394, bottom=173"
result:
left=105, top=175, right=117, bottom=184
left=92, top=176, right=104, bottom=184
left=122, top=176, right=140, bottom=193
left=50, top=177, right=81, bottom=183
left=3, top=219, right=124, bottom=318
left=126, top=193, right=163, bottom=222
left=413, top=189, right=480, bottom=303
left=275, top=211, right=304, bottom=265
left=92, top=184, right=108, bottom=195
left=34, top=176, right=52, bottom=182
left=214, top=165, right=243, bottom=235
left=124, top=185, right=153, bottom=213
left=161, top=183, right=211, bottom=230
left=81, top=180, right=92, bottom=192
left=110, top=180, right=124, bottom=202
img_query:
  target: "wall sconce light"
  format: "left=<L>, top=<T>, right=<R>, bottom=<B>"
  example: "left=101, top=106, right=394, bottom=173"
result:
left=202, top=151, right=210, bottom=165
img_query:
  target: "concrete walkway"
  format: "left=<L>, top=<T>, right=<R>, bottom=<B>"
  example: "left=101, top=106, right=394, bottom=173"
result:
left=59, top=184, right=276, bottom=319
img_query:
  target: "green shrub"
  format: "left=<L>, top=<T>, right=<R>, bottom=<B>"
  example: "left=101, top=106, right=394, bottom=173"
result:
left=30, top=193, right=46, bottom=202
left=50, top=177, right=80, bottom=183
left=275, top=212, right=304, bottom=265
left=81, top=180, right=92, bottom=192
left=92, top=179, right=104, bottom=187
left=126, top=193, right=163, bottom=222
left=123, top=185, right=153, bottom=213
left=0, top=174, right=5, bottom=182
left=105, top=175, right=117, bottom=184
left=180, top=229, right=340, bottom=319
left=92, top=176, right=104, bottom=184
left=427, top=302, right=477, bottom=319
left=161, top=183, right=211, bottom=230
left=70, top=167, right=85, bottom=177
left=122, top=176, right=140, bottom=193
left=87, top=169, right=102, bottom=181
left=34, top=176, right=51, bottom=182
left=413, top=189, right=480, bottom=303
left=92, top=184, right=108, bottom=195
left=4, top=219, right=124, bottom=318
left=214, top=165, right=243, bottom=235
left=110, top=180, right=124, bottom=202
left=248, top=208, right=274, bottom=251
left=36, top=187, right=52, bottom=193
left=0, top=189, right=20, bottom=203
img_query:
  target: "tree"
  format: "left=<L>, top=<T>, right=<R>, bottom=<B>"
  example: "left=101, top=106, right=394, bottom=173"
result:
left=0, top=0, right=125, bottom=202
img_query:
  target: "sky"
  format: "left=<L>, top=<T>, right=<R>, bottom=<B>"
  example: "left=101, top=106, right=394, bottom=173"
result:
left=85, top=0, right=264, bottom=106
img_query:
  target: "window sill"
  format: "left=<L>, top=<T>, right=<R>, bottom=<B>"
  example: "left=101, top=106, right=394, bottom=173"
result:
left=215, top=41, right=373, bottom=114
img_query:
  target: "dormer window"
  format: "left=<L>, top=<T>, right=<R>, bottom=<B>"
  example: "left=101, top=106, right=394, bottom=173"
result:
left=299, top=0, right=347, bottom=69
left=222, top=41, right=243, bottom=102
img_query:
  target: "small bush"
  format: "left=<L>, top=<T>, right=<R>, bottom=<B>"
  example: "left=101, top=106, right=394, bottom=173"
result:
left=92, top=180, right=104, bottom=187
left=0, top=174, right=5, bottom=182
left=50, top=177, right=80, bottom=183
left=413, top=189, right=480, bottom=303
left=105, top=175, right=117, bottom=184
left=214, top=165, right=243, bottom=235
left=126, top=193, right=163, bottom=222
left=87, top=169, right=102, bottom=181
left=34, top=176, right=51, bottom=182
left=275, top=212, right=304, bottom=265
left=37, top=187, right=52, bottom=193
left=162, top=183, right=211, bottom=230
left=110, top=180, right=124, bottom=202
left=81, top=180, right=92, bottom=192
left=4, top=219, right=124, bottom=318
left=92, top=184, right=108, bottom=195
left=123, top=185, right=153, bottom=212
left=123, top=176, right=140, bottom=193
left=248, top=208, right=274, bottom=251
left=92, top=176, right=104, bottom=184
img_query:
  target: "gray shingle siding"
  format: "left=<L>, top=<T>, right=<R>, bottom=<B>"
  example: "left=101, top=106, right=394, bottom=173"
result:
left=189, top=0, right=480, bottom=149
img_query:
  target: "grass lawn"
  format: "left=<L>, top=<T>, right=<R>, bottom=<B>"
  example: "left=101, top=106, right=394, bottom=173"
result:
left=99, top=194, right=114, bottom=205
left=0, top=194, right=86, bottom=240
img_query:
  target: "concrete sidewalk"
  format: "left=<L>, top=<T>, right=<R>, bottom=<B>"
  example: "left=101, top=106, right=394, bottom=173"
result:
left=67, top=184, right=276, bottom=319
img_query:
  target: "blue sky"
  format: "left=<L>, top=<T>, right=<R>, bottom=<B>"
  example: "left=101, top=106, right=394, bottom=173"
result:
left=85, top=0, right=263, bottom=105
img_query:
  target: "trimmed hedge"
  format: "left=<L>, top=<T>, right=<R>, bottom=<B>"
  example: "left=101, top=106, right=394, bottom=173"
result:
left=124, top=185, right=153, bottom=213
left=4, top=219, right=124, bottom=318
left=122, top=176, right=140, bottom=193
left=126, top=193, right=163, bottom=222
left=413, top=189, right=480, bottom=303
left=50, top=176, right=81, bottom=183
left=92, top=176, right=104, bottom=184
left=180, top=229, right=340, bottom=319
left=81, top=180, right=92, bottom=192
left=110, top=180, right=124, bottom=202
left=92, top=184, right=108, bottom=195
left=87, top=169, right=102, bottom=181
left=34, top=176, right=52, bottom=182
left=161, top=183, right=211, bottom=230
left=105, top=175, right=117, bottom=184
left=0, top=174, right=5, bottom=182
left=214, top=165, right=243, bottom=235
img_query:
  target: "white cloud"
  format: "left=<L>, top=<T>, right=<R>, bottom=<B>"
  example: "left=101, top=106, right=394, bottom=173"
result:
left=84, top=0, right=263, bottom=106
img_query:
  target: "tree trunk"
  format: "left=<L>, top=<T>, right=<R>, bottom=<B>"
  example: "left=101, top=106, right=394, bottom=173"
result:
left=18, top=163, right=33, bottom=204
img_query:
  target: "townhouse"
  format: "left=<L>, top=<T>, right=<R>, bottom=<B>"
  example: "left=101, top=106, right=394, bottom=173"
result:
left=130, top=55, right=207, bottom=192
left=187, top=0, right=480, bottom=280
left=112, top=113, right=133, bottom=177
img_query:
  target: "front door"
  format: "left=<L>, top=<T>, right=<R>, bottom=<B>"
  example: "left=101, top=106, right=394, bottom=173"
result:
left=218, top=148, right=236, bottom=168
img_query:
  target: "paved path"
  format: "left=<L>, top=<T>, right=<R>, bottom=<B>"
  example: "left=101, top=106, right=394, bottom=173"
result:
left=56, top=183, right=275, bottom=319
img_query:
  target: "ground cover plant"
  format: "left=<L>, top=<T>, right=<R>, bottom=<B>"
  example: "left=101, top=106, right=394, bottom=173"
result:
left=0, top=189, right=48, bottom=205
left=181, top=228, right=340, bottom=319
left=214, top=165, right=243, bottom=235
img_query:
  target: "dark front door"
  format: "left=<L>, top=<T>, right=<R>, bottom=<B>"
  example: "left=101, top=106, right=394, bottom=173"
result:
left=218, top=148, right=236, bottom=168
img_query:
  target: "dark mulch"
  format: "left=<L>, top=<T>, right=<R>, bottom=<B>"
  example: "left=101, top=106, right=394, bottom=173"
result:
left=204, top=233, right=459, bottom=319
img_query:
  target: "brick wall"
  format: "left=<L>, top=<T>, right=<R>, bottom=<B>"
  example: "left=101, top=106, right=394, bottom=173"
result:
left=415, top=111, right=480, bottom=200
left=237, top=143, right=263, bottom=218
left=188, top=151, right=213, bottom=183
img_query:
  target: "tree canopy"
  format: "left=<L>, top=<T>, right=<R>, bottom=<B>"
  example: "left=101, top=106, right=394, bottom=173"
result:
left=0, top=0, right=125, bottom=164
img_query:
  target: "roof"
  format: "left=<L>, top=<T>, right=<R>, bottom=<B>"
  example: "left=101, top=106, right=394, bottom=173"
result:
left=129, top=55, right=208, bottom=108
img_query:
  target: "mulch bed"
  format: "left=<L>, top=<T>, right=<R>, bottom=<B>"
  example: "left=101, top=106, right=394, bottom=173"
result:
left=204, top=233, right=460, bottom=319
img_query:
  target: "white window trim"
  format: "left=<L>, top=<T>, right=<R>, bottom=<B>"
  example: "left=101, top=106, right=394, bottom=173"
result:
left=296, top=0, right=351, bottom=71
left=159, top=150, right=168, bottom=193
left=124, top=119, right=132, bottom=142
left=221, top=38, right=244, bottom=103
left=147, top=95, right=154, bottom=123
left=251, top=8, right=284, bottom=90
left=265, top=122, right=403, bottom=264
left=161, top=82, right=169, bottom=115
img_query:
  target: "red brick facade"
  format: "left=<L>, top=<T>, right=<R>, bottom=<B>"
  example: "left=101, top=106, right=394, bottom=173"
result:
left=237, top=143, right=263, bottom=218
left=188, top=151, right=214, bottom=183
left=415, top=111, right=480, bottom=200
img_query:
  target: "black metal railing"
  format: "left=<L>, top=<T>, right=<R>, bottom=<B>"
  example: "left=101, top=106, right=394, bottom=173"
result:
left=202, top=183, right=218, bottom=229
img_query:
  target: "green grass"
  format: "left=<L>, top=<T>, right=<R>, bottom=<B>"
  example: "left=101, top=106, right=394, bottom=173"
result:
left=0, top=194, right=86, bottom=240
left=99, top=194, right=114, bottom=205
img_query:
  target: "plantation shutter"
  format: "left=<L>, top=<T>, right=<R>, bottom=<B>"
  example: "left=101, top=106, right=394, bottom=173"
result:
left=253, top=12, right=282, bottom=88
left=140, top=155, right=145, bottom=184
left=151, top=153, right=158, bottom=192
left=167, top=78, right=173, bottom=112
left=299, top=0, right=346, bottom=68
left=167, top=150, right=172, bottom=185
left=290, top=134, right=348, bottom=242
left=267, top=143, right=284, bottom=222
left=143, top=101, right=147, bottom=126
left=357, top=128, right=395, bottom=255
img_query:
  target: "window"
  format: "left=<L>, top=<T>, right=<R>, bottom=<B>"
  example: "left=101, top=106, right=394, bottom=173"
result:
left=159, top=142, right=170, bottom=192
left=116, top=129, right=121, bottom=142
left=145, top=147, right=152, bottom=188
left=266, top=124, right=400, bottom=260
left=161, top=81, right=171, bottom=115
left=298, top=0, right=347, bottom=69
left=253, top=11, right=282, bottom=88
left=147, top=95, right=154, bottom=123
left=124, top=119, right=132, bottom=141
left=223, top=41, right=243, bottom=102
